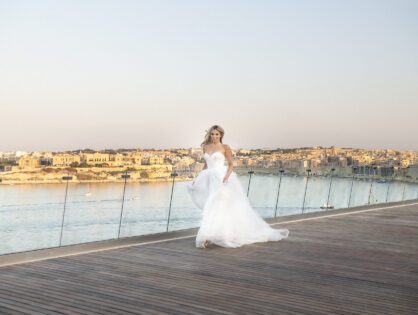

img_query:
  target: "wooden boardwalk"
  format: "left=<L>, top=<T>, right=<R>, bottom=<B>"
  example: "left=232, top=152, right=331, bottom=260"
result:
left=0, top=201, right=417, bottom=314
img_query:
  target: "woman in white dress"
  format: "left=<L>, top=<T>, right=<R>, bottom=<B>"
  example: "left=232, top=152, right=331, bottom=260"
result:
left=187, top=125, right=289, bottom=248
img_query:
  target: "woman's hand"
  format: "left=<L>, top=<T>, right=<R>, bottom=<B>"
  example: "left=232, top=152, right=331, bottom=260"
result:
left=223, top=176, right=229, bottom=184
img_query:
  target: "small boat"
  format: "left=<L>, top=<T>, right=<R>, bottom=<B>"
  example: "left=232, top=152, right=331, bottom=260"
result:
left=377, top=180, right=387, bottom=183
left=130, top=196, right=138, bottom=200
left=320, top=204, right=334, bottom=209
left=84, top=184, right=92, bottom=196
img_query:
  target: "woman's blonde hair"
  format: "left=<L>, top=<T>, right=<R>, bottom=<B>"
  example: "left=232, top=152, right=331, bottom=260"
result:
left=201, top=125, right=225, bottom=147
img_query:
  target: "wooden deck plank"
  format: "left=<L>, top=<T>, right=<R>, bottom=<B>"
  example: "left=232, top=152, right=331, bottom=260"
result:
left=0, top=202, right=417, bottom=314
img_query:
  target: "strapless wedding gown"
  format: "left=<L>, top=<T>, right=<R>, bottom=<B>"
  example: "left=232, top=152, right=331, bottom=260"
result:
left=187, top=151, right=289, bottom=248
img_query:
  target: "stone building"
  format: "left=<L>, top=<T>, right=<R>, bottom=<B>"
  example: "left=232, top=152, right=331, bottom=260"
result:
left=52, top=154, right=81, bottom=167
left=0, top=165, right=13, bottom=172
left=108, top=154, right=133, bottom=167
left=82, top=153, right=110, bottom=165
left=18, top=157, right=40, bottom=169
left=131, top=153, right=142, bottom=166
left=150, top=156, right=164, bottom=165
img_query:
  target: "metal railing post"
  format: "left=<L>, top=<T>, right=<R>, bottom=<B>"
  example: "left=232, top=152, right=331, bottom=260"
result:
left=348, top=167, right=357, bottom=208
left=118, top=171, right=130, bottom=238
left=403, top=166, right=410, bottom=200
left=368, top=166, right=377, bottom=205
left=302, top=169, right=311, bottom=214
left=59, top=175, right=73, bottom=246
left=247, top=170, right=255, bottom=197
left=368, top=181, right=373, bottom=205
left=166, top=171, right=178, bottom=232
left=326, top=168, right=335, bottom=208
left=385, top=182, right=391, bottom=203
left=274, top=169, right=284, bottom=218
left=402, top=183, right=406, bottom=201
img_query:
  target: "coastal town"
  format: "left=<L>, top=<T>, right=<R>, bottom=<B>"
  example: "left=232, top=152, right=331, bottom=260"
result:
left=0, top=146, right=417, bottom=184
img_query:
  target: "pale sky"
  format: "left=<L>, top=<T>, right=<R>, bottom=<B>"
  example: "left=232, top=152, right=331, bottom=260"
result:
left=1, top=0, right=417, bottom=152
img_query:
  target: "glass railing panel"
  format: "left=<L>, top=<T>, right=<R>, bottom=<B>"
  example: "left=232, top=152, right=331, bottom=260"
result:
left=167, top=180, right=202, bottom=232
left=328, top=177, right=351, bottom=209
left=386, top=181, right=404, bottom=202
left=302, top=176, right=329, bottom=214
left=349, top=178, right=371, bottom=207
left=382, top=181, right=392, bottom=203
left=409, top=183, right=418, bottom=200
left=238, top=173, right=250, bottom=194
left=370, top=181, right=389, bottom=205
left=119, top=182, right=171, bottom=237
left=276, top=175, right=306, bottom=217
left=404, top=182, right=418, bottom=200
left=0, top=184, right=63, bottom=255
left=2, top=174, right=416, bottom=257
left=60, top=182, right=123, bottom=246
left=247, top=173, right=280, bottom=218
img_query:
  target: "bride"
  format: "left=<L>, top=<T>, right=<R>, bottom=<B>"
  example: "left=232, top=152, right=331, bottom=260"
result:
left=187, top=125, right=289, bottom=248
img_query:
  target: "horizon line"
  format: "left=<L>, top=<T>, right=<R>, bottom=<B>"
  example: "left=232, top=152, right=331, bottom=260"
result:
left=1, top=146, right=417, bottom=153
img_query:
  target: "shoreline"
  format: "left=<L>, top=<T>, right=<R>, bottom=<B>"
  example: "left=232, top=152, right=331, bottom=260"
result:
left=0, top=165, right=416, bottom=185
left=0, top=177, right=192, bottom=186
left=0, top=173, right=415, bottom=185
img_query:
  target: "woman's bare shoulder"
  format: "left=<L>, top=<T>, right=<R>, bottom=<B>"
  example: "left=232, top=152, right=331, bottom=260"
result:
left=223, top=144, right=231, bottom=150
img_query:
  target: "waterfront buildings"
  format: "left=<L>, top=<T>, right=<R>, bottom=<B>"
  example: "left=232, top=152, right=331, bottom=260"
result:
left=0, top=147, right=416, bottom=183
left=18, top=157, right=40, bottom=169
left=52, top=154, right=81, bottom=167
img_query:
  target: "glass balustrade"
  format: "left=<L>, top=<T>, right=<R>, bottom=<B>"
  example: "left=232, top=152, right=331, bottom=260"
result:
left=247, top=173, right=280, bottom=218
left=386, top=181, right=404, bottom=202
left=167, top=180, right=201, bottom=232
left=0, top=170, right=417, bottom=256
left=370, top=181, right=389, bottom=205
left=303, top=175, right=331, bottom=214
left=349, top=179, right=372, bottom=206
left=119, top=182, right=171, bottom=237
left=404, top=183, right=418, bottom=200
left=328, top=177, right=351, bottom=209
left=0, top=184, right=63, bottom=254
left=60, top=182, right=123, bottom=246
left=276, top=175, right=306, bottom=216
left=238, top=173, right=250, bottom=196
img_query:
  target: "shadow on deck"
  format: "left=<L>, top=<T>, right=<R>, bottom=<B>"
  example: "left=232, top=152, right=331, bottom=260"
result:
left=0, top=200, right=417, bottom=314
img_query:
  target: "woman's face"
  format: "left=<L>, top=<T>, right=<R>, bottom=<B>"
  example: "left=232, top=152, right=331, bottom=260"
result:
left=210, top=129, right=221, bottom=143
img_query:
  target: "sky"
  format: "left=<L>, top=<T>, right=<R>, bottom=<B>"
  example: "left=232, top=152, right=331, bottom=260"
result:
left=0, top=0, right=417, bottom=152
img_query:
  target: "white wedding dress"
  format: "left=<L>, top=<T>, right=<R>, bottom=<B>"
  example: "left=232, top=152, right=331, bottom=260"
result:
left=187, top=151, right=289, bottom=248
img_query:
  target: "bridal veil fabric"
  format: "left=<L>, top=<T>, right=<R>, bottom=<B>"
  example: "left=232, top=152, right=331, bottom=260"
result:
left=187, top=151, right=289, bottom=248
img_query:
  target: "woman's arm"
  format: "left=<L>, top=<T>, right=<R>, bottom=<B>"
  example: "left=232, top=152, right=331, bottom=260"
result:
left=223, top=145, right=233, bottom=183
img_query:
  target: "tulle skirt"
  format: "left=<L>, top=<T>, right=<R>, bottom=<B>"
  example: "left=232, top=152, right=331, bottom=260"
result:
left=187, top=166, right=289, bottom=248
